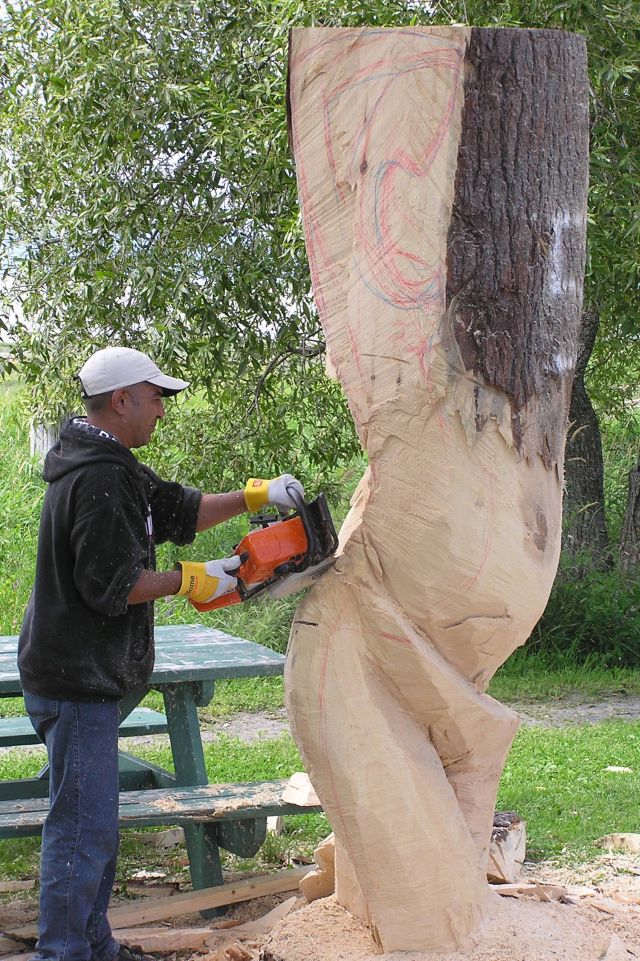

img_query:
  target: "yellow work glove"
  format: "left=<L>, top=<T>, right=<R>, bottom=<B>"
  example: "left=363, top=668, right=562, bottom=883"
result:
left=244, top=474, right=305, bottom=513
left=176, top=556, right=242, bottom=604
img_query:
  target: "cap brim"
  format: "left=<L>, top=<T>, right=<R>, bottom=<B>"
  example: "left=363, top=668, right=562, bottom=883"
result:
left=148, top=374, right=190, bottom=397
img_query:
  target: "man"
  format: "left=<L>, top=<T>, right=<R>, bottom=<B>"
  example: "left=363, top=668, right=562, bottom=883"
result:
left=18, top=346, right=303, bottom=961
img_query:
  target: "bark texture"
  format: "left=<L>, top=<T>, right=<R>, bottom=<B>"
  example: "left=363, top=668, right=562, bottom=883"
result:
left=620, top=462, right=640, bottom=572
left=286, top=26, right=589, bottom=953
left=562, top=306, right=610, bottom=564
left=447, top=29, right=587, bottom=468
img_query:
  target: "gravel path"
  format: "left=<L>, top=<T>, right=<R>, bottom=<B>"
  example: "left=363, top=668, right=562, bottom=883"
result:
left=513, top=694, right=640, bottom=727
left=126, top=696, right=640, bottom=748
left=5, top=698, right=639, bottom=757
left=218, top=696, right=640, bottom=742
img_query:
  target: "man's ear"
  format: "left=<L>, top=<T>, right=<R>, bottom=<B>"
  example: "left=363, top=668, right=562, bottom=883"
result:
left=110, top=388, right=129, bottom=413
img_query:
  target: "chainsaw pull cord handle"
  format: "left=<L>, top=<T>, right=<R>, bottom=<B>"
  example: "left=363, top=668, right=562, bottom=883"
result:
left=285, top=484, right=320, bottom=562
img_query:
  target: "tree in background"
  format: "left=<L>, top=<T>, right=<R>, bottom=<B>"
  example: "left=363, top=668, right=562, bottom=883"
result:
left=1, top=0, right=421, bottom=486
left=1, top=0, right=638, bottom=543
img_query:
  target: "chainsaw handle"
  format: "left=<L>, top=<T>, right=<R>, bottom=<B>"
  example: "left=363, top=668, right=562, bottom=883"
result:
left=190, top=589, right=242, bottom=612
left=189, top=551, right=249, bottom=612
left=285, top=484, right=321, bottom=562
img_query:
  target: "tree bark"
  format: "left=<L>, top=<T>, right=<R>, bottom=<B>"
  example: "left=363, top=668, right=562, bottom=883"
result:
left=286, top=25, right=589, bottom=952
left=620, top=462, right=640, bottom=572
left=562, top=306, right=610, bottom=566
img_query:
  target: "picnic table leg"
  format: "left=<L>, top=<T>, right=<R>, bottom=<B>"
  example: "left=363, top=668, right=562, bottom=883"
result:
left=161, top=683, right=224, bottom=917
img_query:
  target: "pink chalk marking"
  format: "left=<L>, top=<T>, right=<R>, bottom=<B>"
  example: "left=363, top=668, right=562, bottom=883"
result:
left=315, top=614, right=360, bottom=869
left=437, top=405, right=450, bottom=437
left=362, top=51, right=463, bottom=310
left=291, top=31, right=465, bottom=399
left=381, top=631, right=413, bottom=648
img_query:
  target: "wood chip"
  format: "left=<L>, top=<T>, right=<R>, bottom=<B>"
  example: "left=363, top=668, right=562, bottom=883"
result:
left=596, top=833, right=640, bottom=854
left=490, top=881, right=566, bottom=901
left=590, top=900, right=616, bottom=915
left=281, top=772, right=320, bottom=807
left=209, top=943, right=253, bottom=961
left=601, top=932, right=634, bottom=960
left=230, top=896, right=297, bottom=935
left=116, top=927, right=220, bottom=953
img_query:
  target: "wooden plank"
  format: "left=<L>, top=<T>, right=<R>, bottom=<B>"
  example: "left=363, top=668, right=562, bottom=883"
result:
left=114, top=900, right=297, bottom=953
left=109, top=866, right=308, bottom=927
left=116, top=927, right=222, bottom=953
left=0, top=780, right=322, bottom=838
left=0, top=936, right=30, bottom=957
left=490, top=882, right=566, bottom=901
left=12, top=867, right=309, bottom=938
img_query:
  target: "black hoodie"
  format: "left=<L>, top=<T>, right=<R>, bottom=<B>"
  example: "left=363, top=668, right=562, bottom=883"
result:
left=18, top=419, right=202, bottom=701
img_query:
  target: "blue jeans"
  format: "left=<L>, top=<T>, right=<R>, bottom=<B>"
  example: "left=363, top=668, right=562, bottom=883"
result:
left=24, top=694, right=121, bottom=961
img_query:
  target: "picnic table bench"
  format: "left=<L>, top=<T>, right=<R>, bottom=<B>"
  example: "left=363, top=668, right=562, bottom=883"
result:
left=0, top=625, right=321, bottom=906
left=0, top=780, right=321, bottom=837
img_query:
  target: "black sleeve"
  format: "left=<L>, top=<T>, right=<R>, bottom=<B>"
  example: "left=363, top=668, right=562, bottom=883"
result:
left=140, top=465, right=202, bottom=546
left=69, top=466, right=148, bottom=617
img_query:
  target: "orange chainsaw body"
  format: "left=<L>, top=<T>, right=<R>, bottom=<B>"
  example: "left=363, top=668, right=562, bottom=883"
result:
left=191, top=515, right=308, bottom=612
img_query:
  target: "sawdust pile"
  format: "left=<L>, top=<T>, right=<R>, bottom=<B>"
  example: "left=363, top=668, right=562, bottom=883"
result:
left=261, top=894, right=639, bottom=961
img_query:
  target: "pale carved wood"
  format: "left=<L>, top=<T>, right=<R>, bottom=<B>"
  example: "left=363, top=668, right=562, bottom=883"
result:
left=285, top=26, right=588, bottom=952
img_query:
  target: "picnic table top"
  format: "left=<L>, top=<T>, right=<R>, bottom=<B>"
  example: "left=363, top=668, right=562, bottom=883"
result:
left=0, top=624, right=286, bottom=695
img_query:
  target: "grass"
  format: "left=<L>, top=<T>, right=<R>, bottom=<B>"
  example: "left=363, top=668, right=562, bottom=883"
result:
left=488, top=653, right=640, bottom=703
left=498, top=720, right=640, bottom=862
left=1, top=720, right=638, bottom=883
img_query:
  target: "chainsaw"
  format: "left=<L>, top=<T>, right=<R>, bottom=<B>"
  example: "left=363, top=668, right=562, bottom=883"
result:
left=190, top=488, right=339, bottom=612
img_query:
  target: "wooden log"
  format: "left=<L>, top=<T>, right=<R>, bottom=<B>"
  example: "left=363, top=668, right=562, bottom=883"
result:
left=286, top=25, right=588, bottom=953
left=487, top=811, right=526, bottom=884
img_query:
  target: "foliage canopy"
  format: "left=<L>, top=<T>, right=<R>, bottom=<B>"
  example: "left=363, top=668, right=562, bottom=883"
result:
left=0, top=0, right=638, bottom=484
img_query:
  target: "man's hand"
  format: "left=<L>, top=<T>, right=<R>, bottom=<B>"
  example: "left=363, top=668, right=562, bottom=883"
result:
left=176, top=556, right=242, bottom=604
left=244, top=474, right=305, bottom=513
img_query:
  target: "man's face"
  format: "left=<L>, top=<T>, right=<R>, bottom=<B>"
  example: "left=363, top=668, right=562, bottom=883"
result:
left=122, top=382, right=166, bottom=448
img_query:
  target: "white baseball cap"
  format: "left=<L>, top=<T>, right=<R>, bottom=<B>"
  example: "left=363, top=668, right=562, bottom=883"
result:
left=78, top=347, right=190, bottom=397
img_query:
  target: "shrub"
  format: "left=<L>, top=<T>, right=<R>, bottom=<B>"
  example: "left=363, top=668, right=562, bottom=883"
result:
left=531, top=561, right=640, bottom=667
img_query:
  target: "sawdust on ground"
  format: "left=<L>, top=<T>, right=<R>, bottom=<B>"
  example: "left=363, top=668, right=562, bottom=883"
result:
left=3, top=860, right=640, bottom=961
left=261, top=891, right=640, bottom=961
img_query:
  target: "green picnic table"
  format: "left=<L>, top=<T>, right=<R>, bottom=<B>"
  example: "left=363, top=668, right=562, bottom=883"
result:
left=0, top=626, right=314, bottom=905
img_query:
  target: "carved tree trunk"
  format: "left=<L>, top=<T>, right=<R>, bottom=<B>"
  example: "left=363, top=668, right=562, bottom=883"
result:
left=563, top=306, right=610, bottom=566
left=286, top=26, right=588, bottom=952
left=620, top=462, right=640, bottom=572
